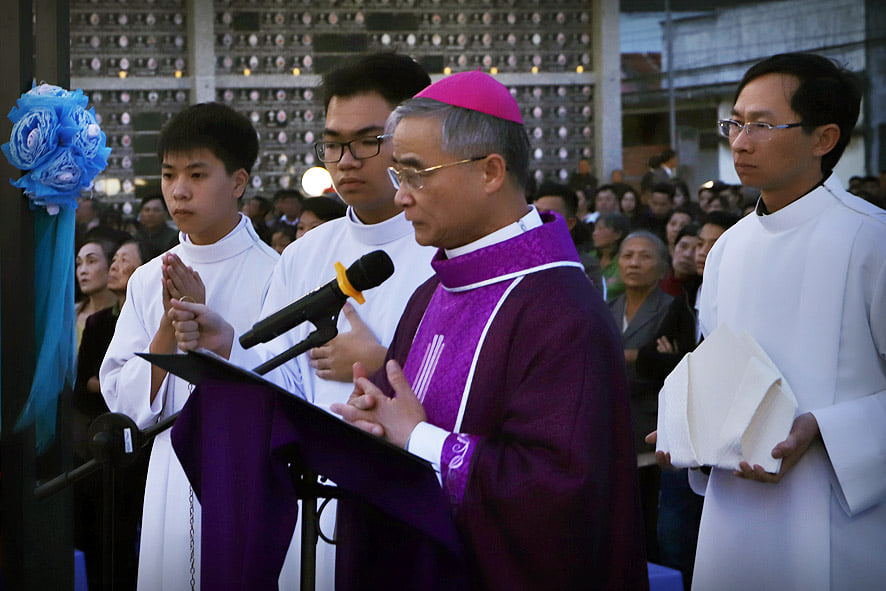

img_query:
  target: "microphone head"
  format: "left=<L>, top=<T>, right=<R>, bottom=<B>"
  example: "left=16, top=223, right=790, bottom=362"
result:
left=346, top=250, right=395, bottom=292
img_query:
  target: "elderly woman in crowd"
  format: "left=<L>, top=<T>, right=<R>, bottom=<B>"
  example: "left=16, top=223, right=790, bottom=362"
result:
left=608, top=230, right=673, bottom=564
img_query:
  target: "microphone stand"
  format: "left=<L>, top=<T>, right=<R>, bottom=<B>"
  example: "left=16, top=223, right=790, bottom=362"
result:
left=34, top=315, right=344, bottom=591
left=251, top=316, right=342, bottom=591
left=252, top=322, right=338, bottom=376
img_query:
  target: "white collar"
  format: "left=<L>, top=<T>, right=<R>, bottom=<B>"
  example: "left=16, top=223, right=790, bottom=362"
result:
left=345, top=206, right=416, bottom=247
left=445, top=207, right=542, bottom=259
left=178, top=213, right=258, bottom=264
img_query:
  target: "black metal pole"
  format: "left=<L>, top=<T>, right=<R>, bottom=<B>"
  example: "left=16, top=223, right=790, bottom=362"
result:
left=300, top=470, right=319, bottom=591
left=101, top=461, right=116, bottom=590
left=252, top=324, right=339, bottom=376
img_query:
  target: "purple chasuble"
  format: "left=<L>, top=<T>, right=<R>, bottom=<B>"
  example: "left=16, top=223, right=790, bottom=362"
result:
left=337, top=213, right=649, bottom=590
left=403, top=214, right=582, bottom=504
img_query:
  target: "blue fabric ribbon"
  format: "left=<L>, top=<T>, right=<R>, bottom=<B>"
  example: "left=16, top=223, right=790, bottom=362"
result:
left=13, top=206, right=76, bottom=452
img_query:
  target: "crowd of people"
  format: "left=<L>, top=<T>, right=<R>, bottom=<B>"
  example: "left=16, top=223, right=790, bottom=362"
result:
left=63, top=50, right=884, bottom=590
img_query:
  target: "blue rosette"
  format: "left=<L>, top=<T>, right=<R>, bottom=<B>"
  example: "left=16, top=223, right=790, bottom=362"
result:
left=58, top=106, right=111, bottom=176
left=13, top=146, right=91, bottom=206
left=1, top=83, right=110, bottom=212
left=1, top=107, right=60, bottom=170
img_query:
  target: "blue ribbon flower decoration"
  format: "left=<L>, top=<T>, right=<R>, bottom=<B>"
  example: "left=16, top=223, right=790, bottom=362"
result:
left=1, top=83, right=111, bottom=212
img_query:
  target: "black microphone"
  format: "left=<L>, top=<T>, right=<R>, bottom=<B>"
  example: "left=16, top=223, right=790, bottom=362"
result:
left=239, top=250, right=394, bottom=349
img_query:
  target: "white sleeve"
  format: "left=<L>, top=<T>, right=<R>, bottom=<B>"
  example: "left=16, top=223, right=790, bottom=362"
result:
left=232, top=255, right=307, bottom=398
left=812, top=250, right=886, bottom=516
left=813, top=392, right=886, bottom=516
left=99, top=269, right=169, bottom=430
left=697, top=236, right=725, bottom=339
left=406, top=421, right=449, bottom=475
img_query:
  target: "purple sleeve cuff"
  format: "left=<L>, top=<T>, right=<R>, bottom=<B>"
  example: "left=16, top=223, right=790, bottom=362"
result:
left=441, top=432, right=478, bottom=507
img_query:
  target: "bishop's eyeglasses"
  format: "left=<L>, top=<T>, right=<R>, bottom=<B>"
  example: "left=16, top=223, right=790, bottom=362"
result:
left=717, top=119, right=803, bottom=143
left=313, top=134, right=391, bottom=163
left=387, top=156, right=488, bottom=191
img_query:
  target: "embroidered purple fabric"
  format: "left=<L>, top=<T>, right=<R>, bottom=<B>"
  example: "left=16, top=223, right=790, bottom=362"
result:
left=441, top=432, right=478, bottom=506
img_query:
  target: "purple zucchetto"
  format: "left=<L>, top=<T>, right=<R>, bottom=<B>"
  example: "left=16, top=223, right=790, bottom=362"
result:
left=415, top=70, right=524, bottom=125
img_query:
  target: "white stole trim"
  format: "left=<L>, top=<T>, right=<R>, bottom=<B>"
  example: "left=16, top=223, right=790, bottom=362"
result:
left=442, top=260, right=583, bottom=293
left=453, top=276, right=525, bottom=432
left=414, top=334, right=445, bottom=403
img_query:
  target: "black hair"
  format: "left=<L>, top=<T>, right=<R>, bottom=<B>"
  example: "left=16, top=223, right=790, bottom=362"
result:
left=672, top=178, right=690, bottom=199
left=248, top=195, right=273, bottom=217
left=534, top=182, right=578, bottom=217
left=612, top=182, right=638, bottom=199
left=735, top=53, right=861, bottom=175
left=272, top=224, right=297, bottom=241
left=82, top=225, right=132, bottom=248
left=300, top=196, right=347, bottom=222
left=651, top=182, right=676, bottom=200
left=595, top=184, right=618, bottom=197
left=140, top=193, right=169, bottom=215
left=321, top=51, right=431, bottom=112
left=669, top=205, right=694, bottom=220
left=712, top=193, right=732, bottom=210
left=702, top=210, right=740, bottom=231
left=157, top=102, right=259, bottom=175
left=659, top=148, right=676, bottom=163
left=597, top=211, right=632, bottom=252
left=273, top=189, right=305, bottom=204
left=676, top=222, right=701, bottom=245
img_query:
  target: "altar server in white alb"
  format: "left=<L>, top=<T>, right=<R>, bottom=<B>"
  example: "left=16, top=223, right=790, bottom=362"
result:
left=100, top=103, right=279, bottom=590
left=662, top=53, right=886, bottom=590
left=241, top=52, right=436, bottom=411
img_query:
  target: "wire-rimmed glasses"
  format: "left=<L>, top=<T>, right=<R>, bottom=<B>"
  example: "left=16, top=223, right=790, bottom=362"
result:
left=387, top=156, right=488, bottom=191
left=717, top=119, right=803, bottom=143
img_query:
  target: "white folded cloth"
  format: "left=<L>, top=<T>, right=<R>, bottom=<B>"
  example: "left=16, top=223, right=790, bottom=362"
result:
left=656, top=324, right=798, bottom=472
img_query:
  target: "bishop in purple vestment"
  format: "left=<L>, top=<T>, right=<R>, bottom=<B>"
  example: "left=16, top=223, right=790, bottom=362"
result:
left=332, top=70, right=648, bottom=590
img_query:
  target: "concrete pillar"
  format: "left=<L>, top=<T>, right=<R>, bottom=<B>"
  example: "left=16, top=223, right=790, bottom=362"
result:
left=593, top=0, right=622, bottom=183
left=189, top=0, right=216, bottom=104
left=865, top=0, right=886, bottom=175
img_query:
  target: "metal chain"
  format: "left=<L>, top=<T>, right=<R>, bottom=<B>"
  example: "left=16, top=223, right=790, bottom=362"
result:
left=189, top=486, right=196, bottom=591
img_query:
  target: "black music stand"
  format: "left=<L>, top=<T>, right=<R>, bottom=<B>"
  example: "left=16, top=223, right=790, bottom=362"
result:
left=141, top=350, right=463, bottom=590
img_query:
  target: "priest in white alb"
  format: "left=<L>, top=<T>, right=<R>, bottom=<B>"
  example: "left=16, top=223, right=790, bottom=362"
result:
left=653, top=53, right=886, bottom=590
